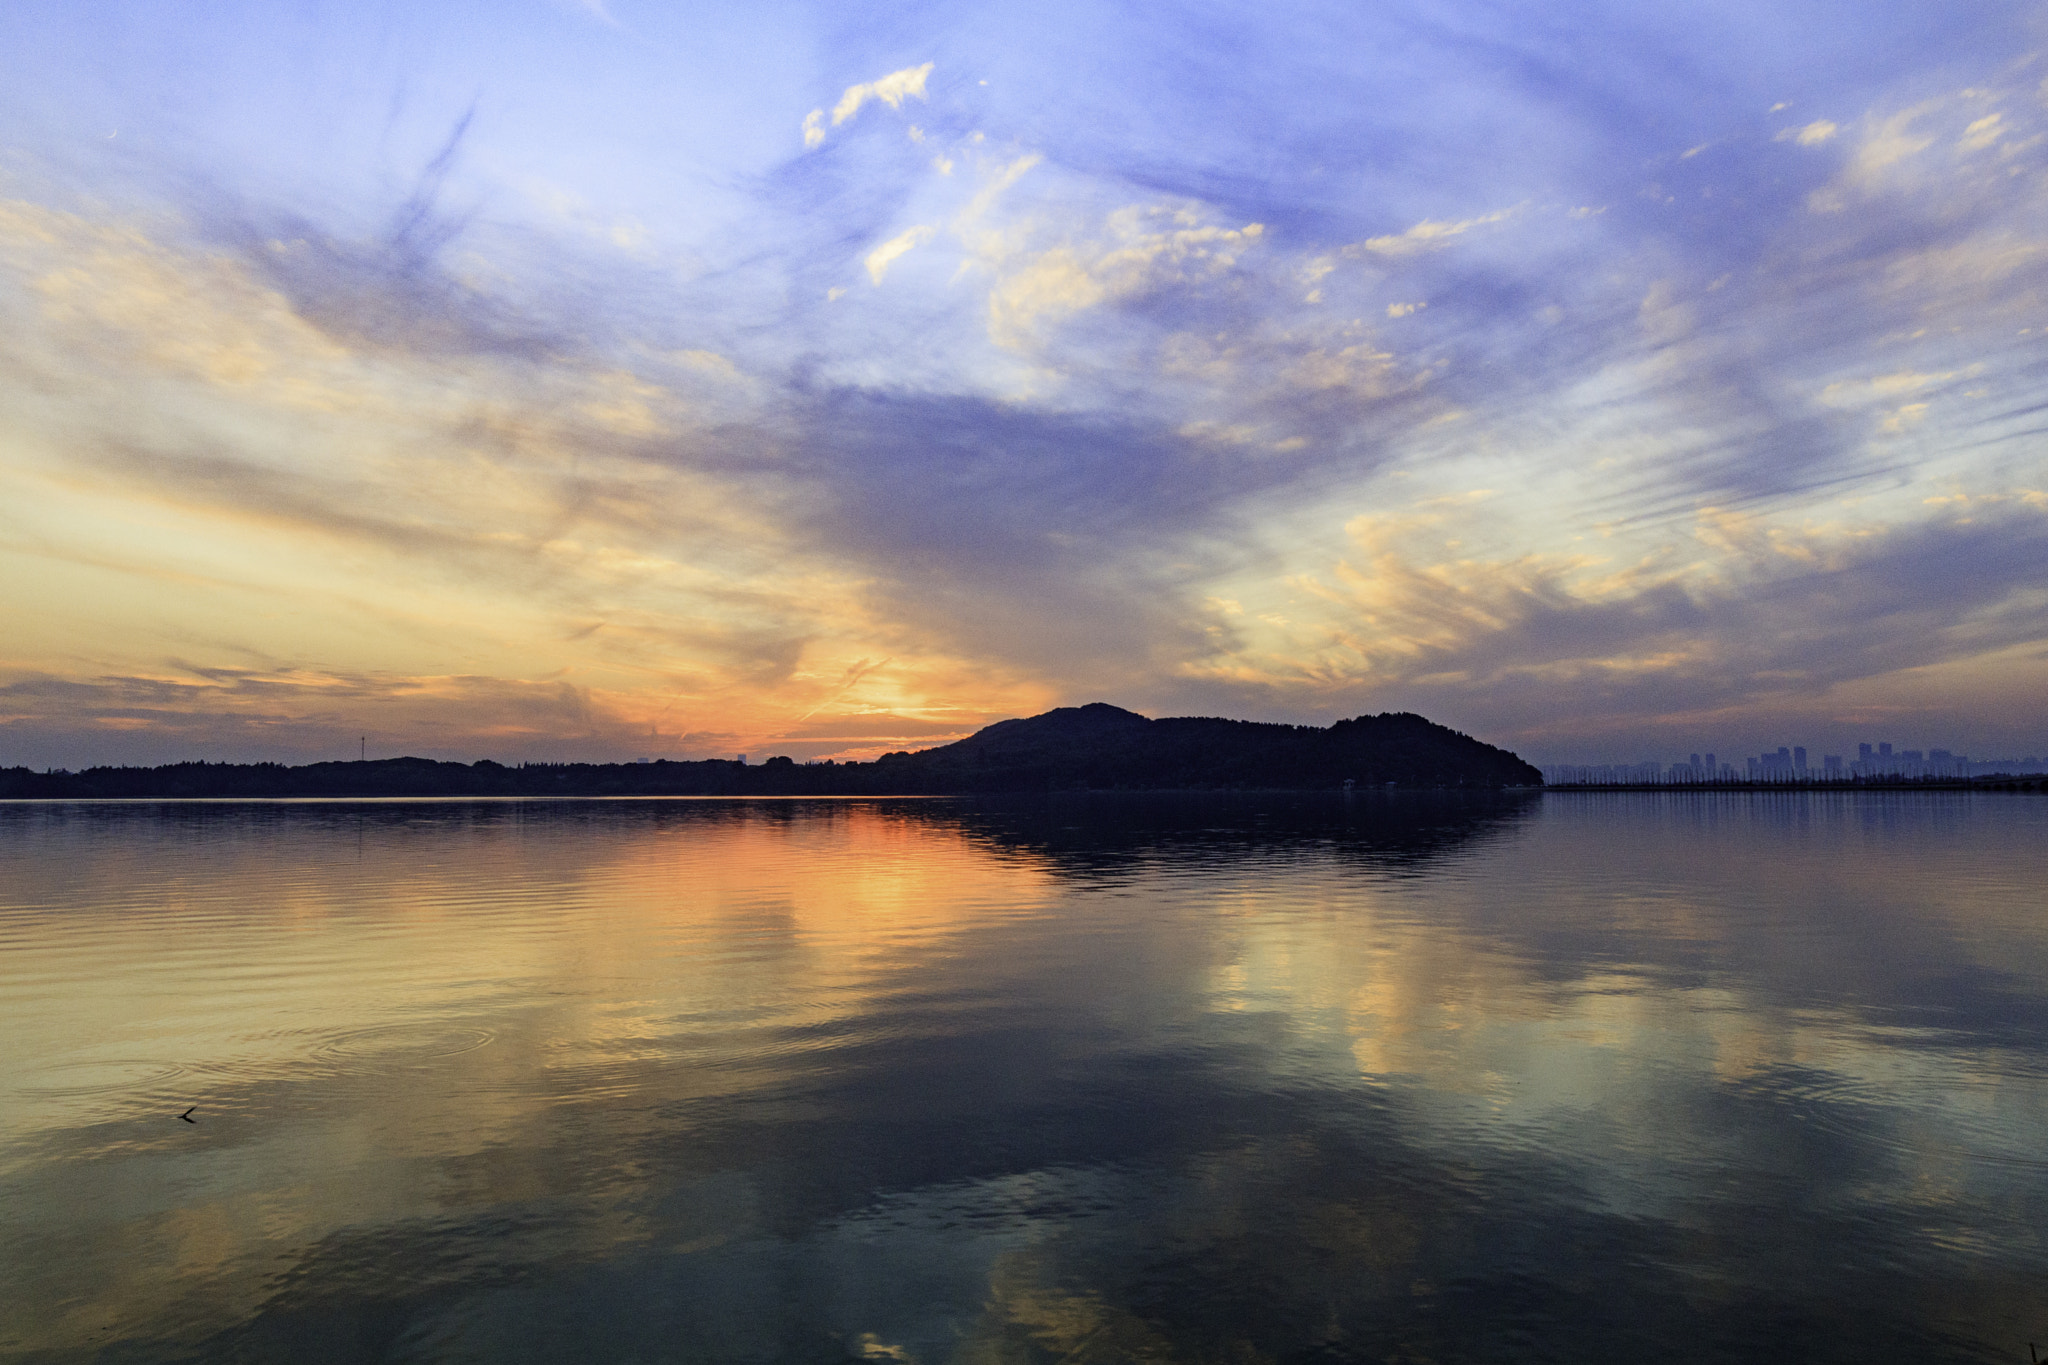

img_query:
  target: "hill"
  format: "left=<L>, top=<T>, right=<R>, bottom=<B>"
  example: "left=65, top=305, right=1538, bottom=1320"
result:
left=874, top=704, right=1540, bottom=790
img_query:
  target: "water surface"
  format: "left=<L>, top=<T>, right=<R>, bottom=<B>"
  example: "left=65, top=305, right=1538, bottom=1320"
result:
left=3, top=792, right=2046, bottom=1362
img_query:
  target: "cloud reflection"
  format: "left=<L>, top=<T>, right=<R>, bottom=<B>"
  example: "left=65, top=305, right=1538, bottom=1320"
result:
left=4, top=796, right=2047, bottom=1358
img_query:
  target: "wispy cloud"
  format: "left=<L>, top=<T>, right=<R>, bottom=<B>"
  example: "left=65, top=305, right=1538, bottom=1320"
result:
left=833, top=62, right=935, bottom=126
left=864, top=224, right=934, bottom=284
left=1355, top=205, right=1521, bottom=257
left=803, top=62, right=934, bottom=149
left=1776, top=119, right=1838, bottom=146
left=1169, top=495, right=2048, bottom=758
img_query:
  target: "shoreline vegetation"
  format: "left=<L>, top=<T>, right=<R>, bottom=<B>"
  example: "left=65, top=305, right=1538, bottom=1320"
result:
left=1, top=704, right=1543, bottom=799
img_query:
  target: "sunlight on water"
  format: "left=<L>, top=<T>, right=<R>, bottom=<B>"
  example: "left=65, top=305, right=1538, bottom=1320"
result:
left=2, top=793, right=2046, bottom=1362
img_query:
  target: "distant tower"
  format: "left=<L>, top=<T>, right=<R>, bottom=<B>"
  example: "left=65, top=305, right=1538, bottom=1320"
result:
left=1793, top=746, right=1807, bottom=775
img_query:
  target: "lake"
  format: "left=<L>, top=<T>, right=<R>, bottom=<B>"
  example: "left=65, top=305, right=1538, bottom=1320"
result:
left=3, top=792, right=2045, bottom=1363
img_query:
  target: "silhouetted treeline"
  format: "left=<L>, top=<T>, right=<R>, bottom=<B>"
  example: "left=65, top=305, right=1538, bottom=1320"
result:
left=0, top=704, right=1542, bottom=798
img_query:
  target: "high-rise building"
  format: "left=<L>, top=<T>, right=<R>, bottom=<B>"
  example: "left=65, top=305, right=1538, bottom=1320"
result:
left=1793, top=746, right=1807, bottom=775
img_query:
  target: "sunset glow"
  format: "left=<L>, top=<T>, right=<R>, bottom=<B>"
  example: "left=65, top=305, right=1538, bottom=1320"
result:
left=4, top=2, right=2045, bottom=765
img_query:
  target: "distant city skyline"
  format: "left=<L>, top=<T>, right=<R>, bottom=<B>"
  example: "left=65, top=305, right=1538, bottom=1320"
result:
left=1544, top=737, right=2048, bottom=785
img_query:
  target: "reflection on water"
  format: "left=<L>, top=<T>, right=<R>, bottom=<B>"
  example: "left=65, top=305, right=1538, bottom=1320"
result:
left=3, top=792, right=2046, bottom=1362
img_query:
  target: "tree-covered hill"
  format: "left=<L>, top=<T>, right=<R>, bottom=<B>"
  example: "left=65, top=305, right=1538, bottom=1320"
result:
left=877, top=704, right=1541, bottom=791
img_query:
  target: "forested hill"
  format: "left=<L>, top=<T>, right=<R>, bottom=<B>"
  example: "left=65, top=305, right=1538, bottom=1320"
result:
left=0, top=705, right=1541, bottom=798
left=883, top=704, right=1541, bottom=790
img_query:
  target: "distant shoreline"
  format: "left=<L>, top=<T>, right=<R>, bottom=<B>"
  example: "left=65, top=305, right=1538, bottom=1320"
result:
left=0, top=704, right=1548, bottom=799
left=4, top=784, right=2037, bottom=803
left=0, top=769, right=1546, bottom=800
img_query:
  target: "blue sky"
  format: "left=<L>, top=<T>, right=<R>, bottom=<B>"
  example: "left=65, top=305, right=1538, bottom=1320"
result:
left=2, top=0, right=2045, bottom=766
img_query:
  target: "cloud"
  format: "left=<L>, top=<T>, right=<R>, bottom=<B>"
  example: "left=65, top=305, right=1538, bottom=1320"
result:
left=1, top=185, right=1118, bottom=763
left=765, top=385, right=1365, bottom=696
left=833, top=62, right=935, bottom=126
left=0, top=666, right=646, bottom=765
left=1818, top=369, right=1966, bottom=407
left=1170, top=494, right=2048, bottom=757
left=1776, top=119, right=1838, bottom=146
left=956, top=153, right=1042, bottom=226
left=804, top=62, right=934, bottom=148
left=1957, top=112, right=2003, bottom=153
left=9, top=5, right=2048, bottom=769
left=974, top=205, right=1264, bottom=348
left=1355, top=206, right=1519, bottom=258
left=864, top=225, right=934, bottom=284
left=1803, top=100, right=1975, bottom=209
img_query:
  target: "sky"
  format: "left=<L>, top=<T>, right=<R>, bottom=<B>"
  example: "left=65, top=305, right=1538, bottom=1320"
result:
left=1, top=0, right=2045, bottom=768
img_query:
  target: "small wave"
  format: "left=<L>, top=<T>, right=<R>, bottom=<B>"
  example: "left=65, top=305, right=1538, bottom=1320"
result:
left=15, top=1058, right=186, bottom=1097
left=312, top=1022, right=496, bottom=1068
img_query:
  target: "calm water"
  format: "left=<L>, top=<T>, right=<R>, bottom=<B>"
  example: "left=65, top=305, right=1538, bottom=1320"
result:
left=3, top=792, right=2046, bottom=1363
